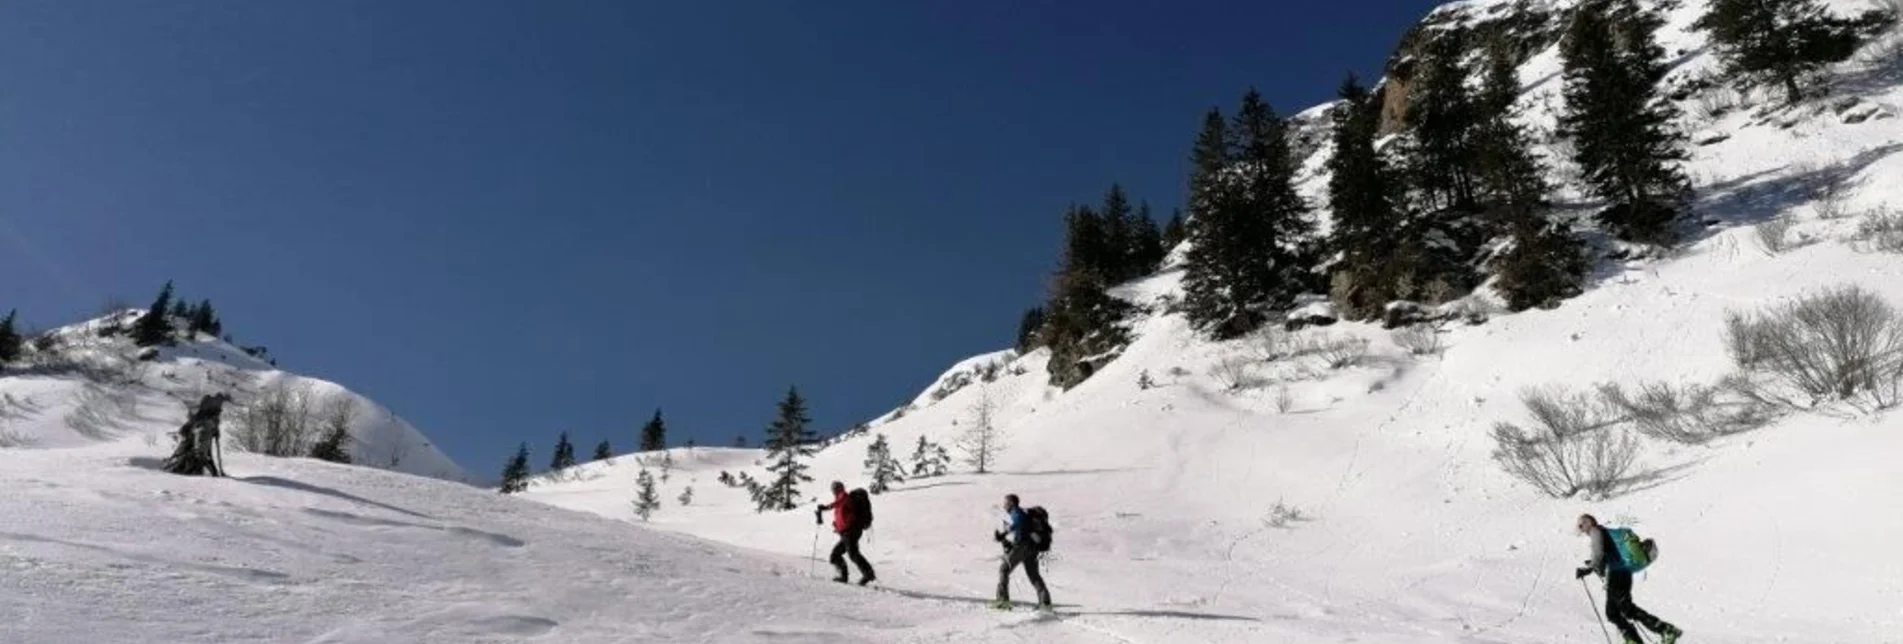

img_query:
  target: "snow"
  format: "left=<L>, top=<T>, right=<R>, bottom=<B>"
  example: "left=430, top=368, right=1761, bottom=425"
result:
left=0, top=313, right=468, bottom=482
left=0, top=442, right=1077, bottom=643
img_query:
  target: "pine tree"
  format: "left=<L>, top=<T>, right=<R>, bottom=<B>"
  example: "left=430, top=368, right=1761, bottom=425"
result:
left=1405, top=30, right=1483, bottom=213
left=908, top=435, right=950, bottom=478
left=170, top=299, right=191, bottom=322
left=549, top=431, right=577, bottom=471
left=188, top=300, right=220, bottom=337
left=1326, top=75, right=1407, bottom=319
left=0, top=310, right=21, bottom=364
left=1696, top=0, right=1862, bottom=104
left=1161, top=209, right=1188, bottom=251
left=1561, top=0, right=1691, bottom=247
left=593, top=440, right=613, bottom=461
left=658, top=450, right=675, bottom=483
left=309, top=425, right=353, bottom=464
left=1015, top=306, right=1046, bottom=353
left=132, top=281, right=177, bottom=347
left=639, top=409, right=667, bottom=452
left=499, top=443, right=531, bottom=494
left=863, top=434, right=906, bottom=493
left=1475, top=43, right=1592, bottom=311
left=1182, top=91, right=1311, bottom=338
left=956, top=388, right=1004, bottom=474
left=677, top=485, right=695, bottom=507
left=1099, top=184, right=1136, bottom=281
left=632, top=469, right=660, bottom=521
left=1129, top=201, right=1166, bottom=276
left=758, top=387, right=816, bottom=512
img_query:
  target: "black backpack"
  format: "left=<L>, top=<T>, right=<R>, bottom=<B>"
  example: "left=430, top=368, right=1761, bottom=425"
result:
left=1025, top=506, right=1053, bottom=552
left=848, top=488, right=873, bottom=530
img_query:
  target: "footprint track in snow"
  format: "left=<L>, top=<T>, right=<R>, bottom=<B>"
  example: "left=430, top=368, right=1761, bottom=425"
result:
left=300, top=508, right=526, bottom=548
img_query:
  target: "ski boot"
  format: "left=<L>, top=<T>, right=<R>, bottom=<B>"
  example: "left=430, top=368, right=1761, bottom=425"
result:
left=990, top=598, right=1013, bottom=611
left=1659, top=624, right=1683, bottom=643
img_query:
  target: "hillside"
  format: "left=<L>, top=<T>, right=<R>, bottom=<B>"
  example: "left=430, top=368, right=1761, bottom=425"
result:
left=0, top=441, right=1056, bottom=644
left=527, top=0, right=1903, bottom=641
left=0, top=310, right=468, bottom=482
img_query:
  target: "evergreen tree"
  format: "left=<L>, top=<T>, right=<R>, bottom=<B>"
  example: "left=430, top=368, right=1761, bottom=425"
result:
left=758, top=386, right=816, bottom=512
left=549, top=431, right=577, bottom=471
left=309, top=425, right=353, bottom=464
left=1063, top=204, right=1112, bottom=281
left=593, top=440, right=613, bottom=461
left=188, top=300, right=220, bottom=337
left=170, top=299, right=191, bottom=322
left=132, top=281, right=177, bottom=347
left=632, top=469, right=660, bottom=521
left=863, top=433, right=906, bottom=493
left=1128, top=201, right=1166, bottom=276
left=1405, top=29, right=1483, bottom=213
left=1099, top=184, right=1136, bottom=281
left=499, top=443, right=531, bottom=494
left=1696, top=0, right=1862, bottom=104
left=639, top=409, right=667, bottom=452
left=1014, top=306, right=1046, bottom=353
left=1326, top=75, right=1407, bottom=319
left=677, top=485, right=695, bottom=507
left=1161, top=209, right=1187, bottom=251
left=1475, top=43, right=1592, bottom=311
left=1560, top=0, right=1691, bottom=247
left=908, top=435, right=950, bottom=478
left=0, top=310, right=21, bottom=364
left=1039, top=269, right=1130, bottom=388
left=1182, top=91, right=1311, bottom=338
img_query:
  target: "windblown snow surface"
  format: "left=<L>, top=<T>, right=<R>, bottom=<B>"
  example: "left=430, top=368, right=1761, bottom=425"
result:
left=525, top=0, right=1903, bottom=641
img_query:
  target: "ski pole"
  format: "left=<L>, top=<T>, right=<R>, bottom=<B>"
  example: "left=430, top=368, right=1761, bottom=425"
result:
left=809, top=525, right=820, bottom=579
left=1580, top=578, right=1614, bottom=644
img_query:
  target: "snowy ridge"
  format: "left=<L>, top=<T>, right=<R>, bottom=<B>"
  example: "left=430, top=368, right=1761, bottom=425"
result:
left=0, top=310, right=468, bottom=482
left=527, top=0, right=1903, bottom=641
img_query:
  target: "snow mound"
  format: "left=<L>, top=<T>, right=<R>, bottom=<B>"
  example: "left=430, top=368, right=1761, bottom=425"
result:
left=0, top=311, right=467, bottom=482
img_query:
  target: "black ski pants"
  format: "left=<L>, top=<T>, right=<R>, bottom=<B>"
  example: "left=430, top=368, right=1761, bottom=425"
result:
left=1605, top=570, right=1672, bottom=641
left=829, top=528, right=873, bottom=580
left=996, top=544, right=1051, bottom=606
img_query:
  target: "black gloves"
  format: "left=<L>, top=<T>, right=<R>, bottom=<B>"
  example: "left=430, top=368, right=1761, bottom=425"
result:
left=1575, top=567, right=1592, bottom=579
left=993, top=530, right=1005, bottom=542
left=815, top=509, right=823, bottom=525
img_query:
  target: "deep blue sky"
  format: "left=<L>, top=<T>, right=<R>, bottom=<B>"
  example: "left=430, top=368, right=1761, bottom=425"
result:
left=1, top=0, right=1441, bottom=474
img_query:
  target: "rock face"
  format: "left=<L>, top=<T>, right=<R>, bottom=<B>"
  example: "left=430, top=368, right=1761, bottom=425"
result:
left=1375, top=0, right=1571, bottom=135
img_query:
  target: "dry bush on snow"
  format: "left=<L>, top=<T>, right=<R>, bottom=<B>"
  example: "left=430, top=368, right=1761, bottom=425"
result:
left=1755, top=213, right=1797, bottom=255
left=230, top=382, right=321, bottom=457
left=63, top=383, right=141, bottom=441
left=1315, top=335, right=1371, bottom=370
left=1264, top=500, right=1310, bottom=528
left=1490, top=386, right=1642, bottom=499
left=1595, top=381, right=1776, bottom=444
left=1209, top=355, right=1258, bottom=392
left=1391, top=324, right=1443, bottom=356
left=1853, top=209, right=1903, bottom=254
left=1722, top=285, right=1903, bottom=411
left=1810, top=176, right=1855, bottom=221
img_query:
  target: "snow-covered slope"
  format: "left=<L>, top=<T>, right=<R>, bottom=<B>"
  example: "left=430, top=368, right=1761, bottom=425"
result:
left=527, top=1, right=1903, bottom=641
left=0, top=441, right=1074, bottom=644
left=0, top=310, right=468, bottom=482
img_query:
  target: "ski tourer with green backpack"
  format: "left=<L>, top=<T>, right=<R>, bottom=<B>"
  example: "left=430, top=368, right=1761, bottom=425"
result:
left=1574, top=514, right=1683, bottom=644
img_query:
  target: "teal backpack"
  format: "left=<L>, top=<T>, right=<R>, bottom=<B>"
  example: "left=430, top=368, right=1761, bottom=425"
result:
left=1607, top=527, right=1659, bottom=573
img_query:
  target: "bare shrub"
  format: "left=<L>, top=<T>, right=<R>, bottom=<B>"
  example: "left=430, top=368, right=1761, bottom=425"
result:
left=1490, top=386, right=1641, bottom=499
left=1275, top=385, right=1294, bottom=414
left=1754, top=213, right=1796, bottom=255
left=1315, top=335, right=1371, bottom=369
left=1595, top=381, right=1776, bottom=444
left=1692, top=84, right=1744, bottom=120
left=1391, top=324, right=1443, bottom=356
left=63, top=383, right=141, bottom=441
left=0, top=426, right=38, bottom=448
left=230, top=382, right=320, bottom=457
left=1810, top=176, right=1855, bottom=221
left=1722, top=285, right=1903, bottom=410
left=1252, top=326, right=1299, bottom=362
left=956, top=387, right=1004, bottom=474
left=1210, top=355, right=1256, bottom=391
left=1853, top=209, right=1903, bottom=254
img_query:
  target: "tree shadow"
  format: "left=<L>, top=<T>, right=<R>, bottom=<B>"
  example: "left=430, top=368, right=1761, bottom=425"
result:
left=1691, top=144, right=1901, bottom=233
left=239, top=475, right=435, bottom=520
left=1607, top=459, right=1704, bottom=499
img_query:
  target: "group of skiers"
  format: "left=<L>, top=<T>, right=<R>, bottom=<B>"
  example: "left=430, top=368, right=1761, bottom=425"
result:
left=816, top=482, right=1052, bottom=611
left=815, top=483, right=1681, bottom=637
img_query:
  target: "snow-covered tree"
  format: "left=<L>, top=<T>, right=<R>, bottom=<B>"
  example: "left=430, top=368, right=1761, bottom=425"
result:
left=863, top=434, right=906, bottom=493
left=677, top=484, right=695, bottom=507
